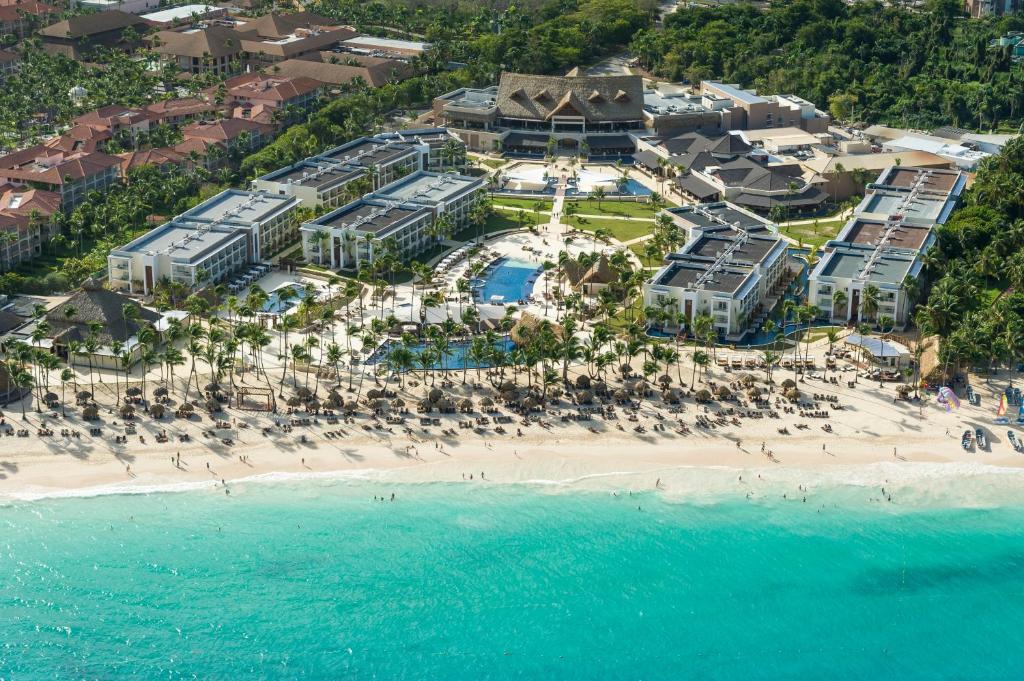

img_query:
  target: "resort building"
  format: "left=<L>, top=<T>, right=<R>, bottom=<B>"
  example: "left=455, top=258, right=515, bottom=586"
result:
left=0, top=147, right=121, bottom=211
left=313, top=137, right=421, bottom=189
left=300, top=198, right=435, bottom=269
left=176, top=189, right=300, bottom=261
left=371, top=171, right=484, bottom=226
left=253, top=129, right=465, bottom=209
left=699, top=82, right=831, bottom=134
left=338, top=35, right=428, bottom=58
left=0, top=1, right=57, bottom=41
left=108, top=190, right=299, bottom=295
left=643, top=202, right=791, bottom=339
left=809, top=166, right=967, bottom=327
left=220, top=73, right=322, bottom=116
left=299, top=170, right=484, bottom=269
left=0, top=49, right=19, bottom=82
left=253, top=161, right=367, bottom=210
left=272, top=54, right=413, bottom=89
left=151, top=24, right=247, bottom=76
left=38, top=11, right=151, bottom=59
left=108, top=219, right=251, bottom=294
left=434, top=71, right=645, bottom=155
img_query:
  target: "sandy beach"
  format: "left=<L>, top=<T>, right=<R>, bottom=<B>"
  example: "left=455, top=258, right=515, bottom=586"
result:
left=2, top=352, right=1021, bottom=502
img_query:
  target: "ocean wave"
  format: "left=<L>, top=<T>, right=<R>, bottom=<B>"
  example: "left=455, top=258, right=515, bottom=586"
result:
left=3, top=461, right=1024, bottom=507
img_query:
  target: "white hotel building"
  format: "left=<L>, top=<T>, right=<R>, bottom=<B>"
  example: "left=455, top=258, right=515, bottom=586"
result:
left=108, top=190, right=299, bottom=294
left=808, top=166, right=966, bottom=327
left=643, top=202, right=790, bottom=339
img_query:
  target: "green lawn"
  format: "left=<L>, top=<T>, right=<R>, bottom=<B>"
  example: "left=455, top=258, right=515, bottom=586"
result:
left=779, top=218, right=845, bottom=251
left=569, top=216, right=653, bottom=243
left=566, top=199, right=657, bottom=218
left=491, top=197, right=554, bottom=211
left=477, top=158, right=507, bottom=169
left=453, top=212, right=534, bottom=242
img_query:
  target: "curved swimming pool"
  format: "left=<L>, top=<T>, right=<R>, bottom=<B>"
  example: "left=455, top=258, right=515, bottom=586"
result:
left=473, top=258, right=542, bottom=304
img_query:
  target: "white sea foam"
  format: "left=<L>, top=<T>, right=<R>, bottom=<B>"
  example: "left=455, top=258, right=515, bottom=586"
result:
left=3, top=461, right=1024, bottom=507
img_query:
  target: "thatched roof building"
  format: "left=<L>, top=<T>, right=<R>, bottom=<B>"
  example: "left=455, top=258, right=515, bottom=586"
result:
left=46, top=278, right=161, bottom=347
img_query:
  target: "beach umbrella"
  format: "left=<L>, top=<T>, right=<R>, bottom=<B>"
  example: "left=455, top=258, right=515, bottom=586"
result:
left=205, top=398, right=222, bottom=413
left=619, top=364, right=632, bottom=376
left=577, top=390, right=594, bottom=405
left=436, top=397, right=455, bottom=412
left=372, top=398, right=389, bottom=411
left=636, top=380, right=651, bottom=395
left=418, top=398, right=433, bottom=412
left=499, top=380, right=516, bottom=393
left=747, top=386, right=762, bottom=398
left=82, top=404, right=99, bottom=420
left=326, top=392, right=344, bottom=408
left=343, top=400, right=359, bottom=414
left=428, top=387, right=443, bottom=403
left=43, top=392, right=59, bottom=404
left=204, top=382, right=221, bottom=394
left=308, top=398, right=322, bottom=412
left=297, top=387, right=313, bottom=400
left=715, top=385, right=732, bottom=398
left=666, top=388, right=682, bottom=404
left=287, top=396, right=302, bottom=407
left=480, top=396, right=494, bottom=407
left=784, top=387, right=800, bottom=401
left=76, top=390, right=92, bottom=401
left=550, top=387, right=563, bottom=399
left=739, top=373, right=756, bottom=387
left=149, top=403, right=165, bottom=419
left=126, top=386, right=142, bottom=397
left=178, top=401, right=194, bottom=412
left=658, top=374, right=673, bottom=387
left=460, top=398, right=474, bottom=412
left=119, top=404, right=135, bottom=418
left=153, top=386, right=169, bottom=398
left=614, top=388, right=629, bottom=401
left=593, top=380, right=608, bottom=396
left=695, top=389, right=712, bottom=403
left=391, top=398, right=406, bottom=410
left=575, top=375, right=591, bottom=389
left=781, top=378, right=797, bottom=389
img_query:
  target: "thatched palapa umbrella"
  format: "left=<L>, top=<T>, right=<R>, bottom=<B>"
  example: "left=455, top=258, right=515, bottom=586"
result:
left=658, top=374, right=672, bottom=387
left=82, top=404, right=99, bottom=420
left=695, top=389, right=712, bottom=403
left=784, top=387, right=800, bottom=401
left=286, top=396, right=302, bottom=407
left=715, top=385, right=731, bottom=399
left=781, top=378, right=797, bottom=389
left=149, top=403, right=165, bottom=418
left=119, top=403, right=135, bottom=419
left=126, top=386, right=142, bottom=397
left=205, top=398, right=222, bottom=413
left=575, top=375, right=591, bottom=389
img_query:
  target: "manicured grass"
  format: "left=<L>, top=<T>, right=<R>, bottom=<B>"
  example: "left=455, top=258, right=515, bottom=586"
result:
left=491, top=197, right=554, bottom=211
left=569, top=216, right=653, bottom=243
left=453, top=212, right=535, bottom=242
left=779, top=218, right=845, bottom=251
left=566, top=199, right=657, bottom=218
left=477, top=158, right=507, bottom=169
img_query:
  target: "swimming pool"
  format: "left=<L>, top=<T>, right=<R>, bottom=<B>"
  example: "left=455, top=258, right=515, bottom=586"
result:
left=262, top=283, right=308, bottom=314
left=472, top=258, right=542, bottom=304
left=365, top=337, right=517, bottom=370
left=567, top=173, right=651, bottom=196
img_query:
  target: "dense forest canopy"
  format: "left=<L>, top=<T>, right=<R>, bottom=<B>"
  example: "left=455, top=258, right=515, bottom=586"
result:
left=916, top=137, right=1024, bottom=370
left=631, top=0, right=1024, bottom=131
left=311, top=0, right=656, bottom=77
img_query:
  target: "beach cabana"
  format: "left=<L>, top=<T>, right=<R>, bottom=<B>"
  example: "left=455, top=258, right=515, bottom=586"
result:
left=843, top=333, right=910, bottom=368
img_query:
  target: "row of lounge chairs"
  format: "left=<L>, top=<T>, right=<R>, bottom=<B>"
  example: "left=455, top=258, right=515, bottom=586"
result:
left=226, top=263, right=272, bottom=293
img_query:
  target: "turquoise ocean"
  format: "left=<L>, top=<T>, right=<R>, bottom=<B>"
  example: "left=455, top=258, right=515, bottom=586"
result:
left=2, top=473, right=1024, bottom=679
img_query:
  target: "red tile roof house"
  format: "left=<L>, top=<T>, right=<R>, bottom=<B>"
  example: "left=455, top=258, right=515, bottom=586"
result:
left=0, top=1, right=58, bottom=41
left=43, top=125, right=112, bottom=154
left=0, top=183, right=60, bottom=271
left=219, top=73, right=322, bottom=120
left=0, top=146, right=121, bottom=211
left=72, top=105, right=152, bottom=137
left=182, top=117, right=276, bottom=152
left=117, top=147, right=185, bottom=176
left=144, top=97, right=222, bottom=127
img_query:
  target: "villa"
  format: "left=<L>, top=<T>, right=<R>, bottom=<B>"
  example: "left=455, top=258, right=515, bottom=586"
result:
left=808, top=166, right=967, bottom=327
left=643, top=202, right=791, bottom=339
left=0, top=147, right=121, bottom=211
left=108, top=190, right=299, bottom=294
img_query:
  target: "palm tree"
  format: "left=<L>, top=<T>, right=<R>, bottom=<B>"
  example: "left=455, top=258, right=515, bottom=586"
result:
left=691, top=349, right=709, bottom=385
left=861, top=284, right=880, bottom=326
left=832, top=289, right=848, bottom=322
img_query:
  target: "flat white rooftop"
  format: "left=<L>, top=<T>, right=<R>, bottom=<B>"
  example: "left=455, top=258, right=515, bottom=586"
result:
left=141, top=4, right=217, bottom=23
left=179, top=190, right=296, bottom=225
left=373, top=171, right=481, bottom=204
left=341, top=36, right=429, bottom=52
left=114, top=221, right=242, bottom=262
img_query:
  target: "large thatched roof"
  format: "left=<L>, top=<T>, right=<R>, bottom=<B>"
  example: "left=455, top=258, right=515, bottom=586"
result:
left=46, top=280, right=160, bottom=345
left=496, top=72, right=643, bottom=123
left=510, top=312, right=562, bottom=345
left=578, top=253, right=615, bottom=287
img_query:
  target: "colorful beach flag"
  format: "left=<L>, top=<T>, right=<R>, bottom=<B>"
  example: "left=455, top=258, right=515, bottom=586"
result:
left=998, top=394, right=1008, bottom=417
